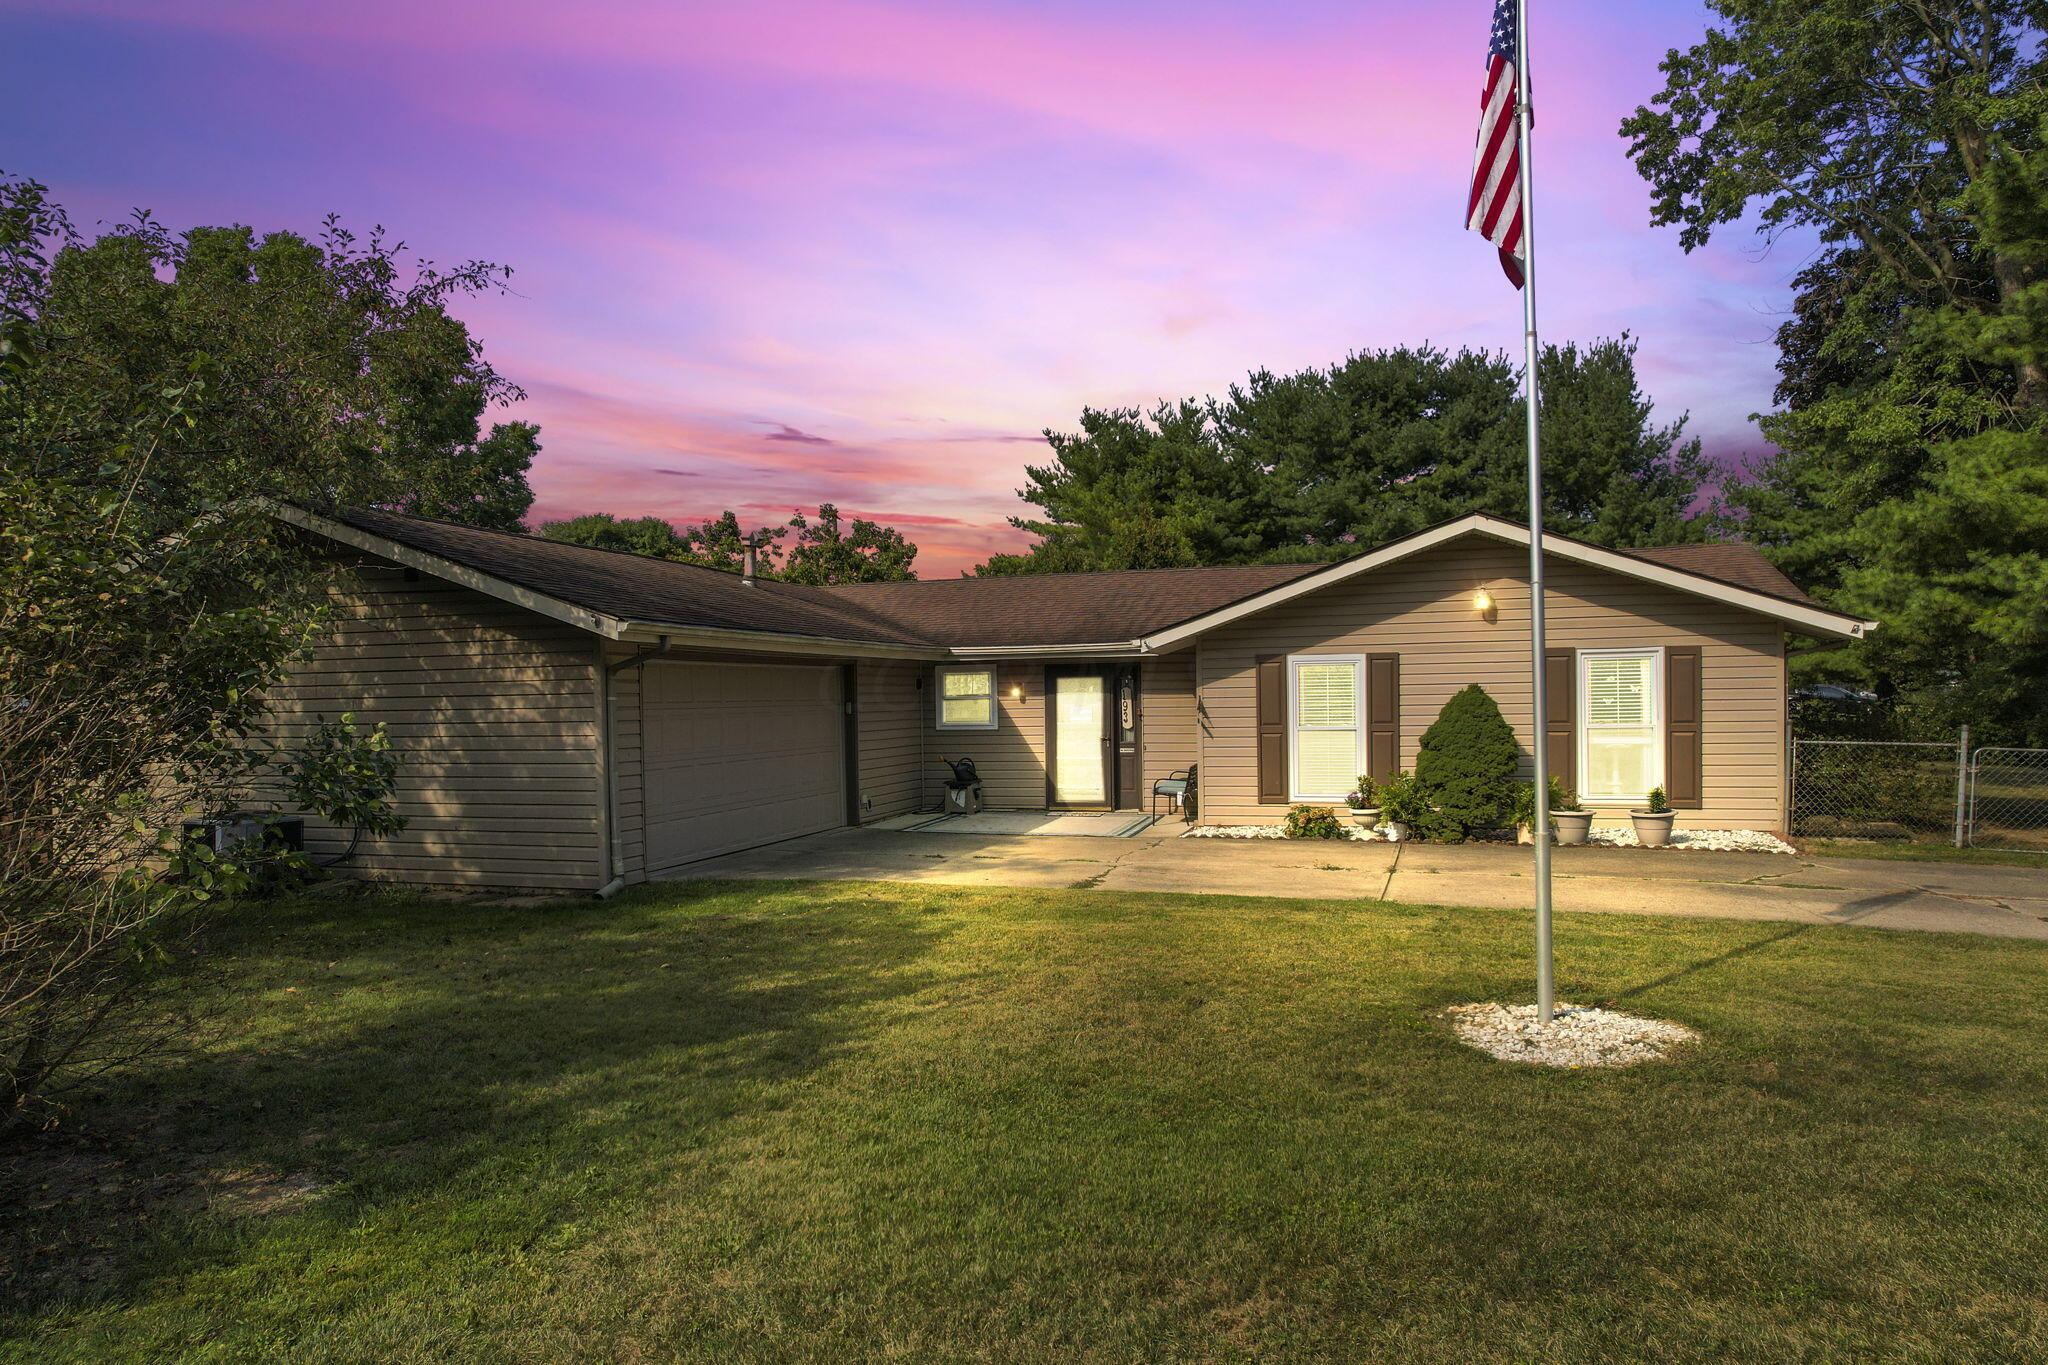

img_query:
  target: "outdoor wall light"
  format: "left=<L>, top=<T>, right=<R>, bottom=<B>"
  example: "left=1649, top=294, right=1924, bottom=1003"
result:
left=1472, top=587, right=1495, bottom=613
left=1010, top=682, right=1024, bottom=700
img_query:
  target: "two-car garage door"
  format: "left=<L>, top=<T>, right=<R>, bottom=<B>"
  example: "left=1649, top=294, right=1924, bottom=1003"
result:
left=641, top=662, right=847, bottom=872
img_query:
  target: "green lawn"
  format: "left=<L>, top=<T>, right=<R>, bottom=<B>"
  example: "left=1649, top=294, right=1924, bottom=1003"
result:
left=1799, top=838, right=2048, bottom=869
left=6, top=880, right=2048, bottom=1362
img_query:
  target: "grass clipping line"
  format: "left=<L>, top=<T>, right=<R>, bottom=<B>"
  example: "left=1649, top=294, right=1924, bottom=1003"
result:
left=1445, top=1002, right=1699, bottom=1068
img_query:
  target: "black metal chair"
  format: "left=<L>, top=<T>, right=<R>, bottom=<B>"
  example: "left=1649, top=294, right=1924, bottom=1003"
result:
left=1152, top=766, right=1195, bottom=821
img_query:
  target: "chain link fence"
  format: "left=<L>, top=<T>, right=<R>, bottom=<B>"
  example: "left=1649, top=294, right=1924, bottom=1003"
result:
left=1791, top=740, right=1962, bottom=842
left=1969, top=748, right=2048, bottom=850
left=1791, top=735, right=2048, bottom=847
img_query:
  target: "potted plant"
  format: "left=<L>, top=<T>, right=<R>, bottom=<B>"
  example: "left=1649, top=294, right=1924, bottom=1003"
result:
left=1510, top=777, right=1593, bottom=845
left=1631, top=785, right=1676, bottom=847
left=1345, top=776, right=1381, bottom=830
left=1374, top=771, right=1428, bottom=843
left=1550, top=786, right=1592, bottom=846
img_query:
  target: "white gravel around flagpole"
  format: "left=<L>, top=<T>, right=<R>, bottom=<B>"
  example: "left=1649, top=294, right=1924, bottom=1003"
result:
left=1445, top=1002, right=1698, bottom=1068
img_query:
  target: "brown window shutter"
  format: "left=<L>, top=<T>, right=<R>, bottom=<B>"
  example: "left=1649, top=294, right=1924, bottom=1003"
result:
left=1666, top=646, right=1703, bottom=809
left=1366, top=653, right=1400, bottom=782
left=1256, top=655, right=1286, bottom=804
left=1544, top=648, right=1575, bottom=799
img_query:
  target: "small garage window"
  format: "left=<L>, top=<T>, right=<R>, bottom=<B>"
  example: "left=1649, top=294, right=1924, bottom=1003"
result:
left=936, top=666, right=997, bottom=730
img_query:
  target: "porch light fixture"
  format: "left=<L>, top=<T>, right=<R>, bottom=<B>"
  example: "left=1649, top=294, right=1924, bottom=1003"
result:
left=1010, top=682, right=1024, bottom=700
left=1472, top=587, right=1495, bottom=613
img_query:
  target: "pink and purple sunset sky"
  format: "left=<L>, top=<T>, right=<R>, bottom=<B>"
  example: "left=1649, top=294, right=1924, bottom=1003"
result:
left=6, top=0, right=1809, bottom=577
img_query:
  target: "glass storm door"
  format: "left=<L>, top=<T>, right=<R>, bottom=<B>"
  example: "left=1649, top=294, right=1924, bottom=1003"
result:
left=1051, top=674, right=1109, bottom=806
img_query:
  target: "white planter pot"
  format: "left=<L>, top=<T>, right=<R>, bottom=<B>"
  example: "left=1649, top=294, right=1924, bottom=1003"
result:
left=1630, top=811, right=1676, bottom=848
left=1516, top=823, right=1535, bottom=845
left=1383, top=821, right=1410, bottom=843
left=1552, top=811, right=1593, bottom=846
left=1349, top=807, right=1381, bottom=830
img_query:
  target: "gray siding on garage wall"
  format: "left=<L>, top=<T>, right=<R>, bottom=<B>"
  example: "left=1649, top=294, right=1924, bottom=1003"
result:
left=260, top=562, right=607, bottom=891
left=1194, top=538, right=1788, bottom=831
left=856, top=659, right=926, bottom=821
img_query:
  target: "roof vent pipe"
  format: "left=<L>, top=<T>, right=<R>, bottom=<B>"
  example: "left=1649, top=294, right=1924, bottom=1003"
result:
left=741, top=533, right=757, bottom=585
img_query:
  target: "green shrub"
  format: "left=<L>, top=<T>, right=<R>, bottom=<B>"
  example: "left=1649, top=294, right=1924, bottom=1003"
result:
left=1374, top=771, right=1430, bottom=828
left=1645, top=785, right=1670, bottom=815
left=1510, top=775, right=1575, bottom=832
left=1415, top=685, right=1520, bottom=842
left=1282, top=804, right=1343, bottom=839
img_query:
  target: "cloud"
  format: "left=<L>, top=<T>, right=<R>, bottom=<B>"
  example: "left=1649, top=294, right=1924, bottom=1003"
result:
left=756, top=421, right=833, bottom=445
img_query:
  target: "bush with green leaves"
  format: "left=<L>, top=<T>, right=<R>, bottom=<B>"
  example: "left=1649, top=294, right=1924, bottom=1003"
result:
left=1, top=174, right=514, bottom=1128
left=1373, top=771, right=1431, bottom=829
left=278, top=712, right=407, bottom=857
left=1510, top=776, right=1577, bottom=833
left=1282, top=805, right=1344, bottom=840
left=1414, top=685, right=1521, bottom=842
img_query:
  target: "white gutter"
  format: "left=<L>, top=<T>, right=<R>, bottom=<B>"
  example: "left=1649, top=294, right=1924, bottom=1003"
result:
left=614, top=621, right=942, bottom=660
left=946, top=640, right=1151, bottom=660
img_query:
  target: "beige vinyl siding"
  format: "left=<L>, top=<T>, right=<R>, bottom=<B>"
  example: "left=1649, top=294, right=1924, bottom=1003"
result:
left=1142, top=653, right=1198, bottom=800
left=1195, top=539, right=1788, bottom=831
left=856, top=660, right=926, bottom=820
left=923, top=662, right=1047, bottom=809
left=261, top=563, right=605, bottom=890
left=910, top=658, right=1198, bottom=812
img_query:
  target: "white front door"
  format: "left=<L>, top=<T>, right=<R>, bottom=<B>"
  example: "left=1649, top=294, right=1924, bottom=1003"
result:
left=1051, top=674, right=1108, bottom=806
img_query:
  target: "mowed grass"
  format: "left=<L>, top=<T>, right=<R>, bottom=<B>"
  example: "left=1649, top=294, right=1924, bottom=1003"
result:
left=6, top=880, right=2048, bottom=1362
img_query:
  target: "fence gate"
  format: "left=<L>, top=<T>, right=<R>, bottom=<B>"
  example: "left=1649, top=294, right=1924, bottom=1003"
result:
left=1968, top=748, right=2048, bottom=850
left=1790, top=739, right=1962, bottom=842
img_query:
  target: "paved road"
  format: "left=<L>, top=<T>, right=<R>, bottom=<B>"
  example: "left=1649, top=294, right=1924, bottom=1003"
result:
left=667, top=826, right=2048, bottom=941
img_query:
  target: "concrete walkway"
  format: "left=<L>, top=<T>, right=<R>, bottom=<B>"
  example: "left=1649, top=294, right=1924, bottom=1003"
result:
left=666, top=825, right=2048, bottom=941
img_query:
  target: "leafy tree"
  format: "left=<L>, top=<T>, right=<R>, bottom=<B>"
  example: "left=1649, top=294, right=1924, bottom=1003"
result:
left=1, top=175, right=518, bottom=1124
left=539, top=506, right=917, bottom=583
left=30, top=204, right=538, bottom=527
left=976, top=338, right=1711, bottom=575
left=681, top=511, right=785, bottom=575
left=782, top=503, right=919, bottom=584
left=1629, top=6, right=2048, bottom=740
left=538, top=512, right=697, bottom=560
left=1621, top=0, right=2045, bottom=399
left=1413, top=685, right=1522, bottom=843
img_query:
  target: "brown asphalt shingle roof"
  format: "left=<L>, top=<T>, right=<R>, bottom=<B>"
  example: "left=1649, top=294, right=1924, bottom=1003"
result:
left=313, top=506, right=1824, bottom=648
left=1617, top=542, right=1819, bottom=608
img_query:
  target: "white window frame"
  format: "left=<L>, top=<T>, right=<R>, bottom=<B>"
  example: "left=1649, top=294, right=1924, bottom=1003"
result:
left=934, top=665, right=999, bottom=731
left=1287, top=654, right=1366, bottom=802
left=1576, top=647, right=1664, bottom=807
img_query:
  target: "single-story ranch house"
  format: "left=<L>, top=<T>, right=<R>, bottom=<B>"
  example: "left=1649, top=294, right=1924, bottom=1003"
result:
left=266, top=504, right=1875, bottom=891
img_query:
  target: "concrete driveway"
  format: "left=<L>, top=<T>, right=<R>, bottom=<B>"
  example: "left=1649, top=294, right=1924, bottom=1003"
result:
left=666, top=825, right=2048, bottom=941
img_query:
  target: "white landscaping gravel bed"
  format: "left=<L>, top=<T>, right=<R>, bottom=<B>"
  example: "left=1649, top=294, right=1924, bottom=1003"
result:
left=1183, top=823, right=1389, bottom=842
left=1182, top=824, right=1795, bottom=853
left=1586, top=827, right=1796, bottom=854
left=1444, top=1002, right=1698, bottom=1068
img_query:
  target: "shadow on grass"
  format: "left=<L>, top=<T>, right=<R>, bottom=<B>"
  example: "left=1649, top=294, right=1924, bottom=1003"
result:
left=2, top=879, right=950, bottom=1320
left=1610, top=921, right=1814, bottom=1005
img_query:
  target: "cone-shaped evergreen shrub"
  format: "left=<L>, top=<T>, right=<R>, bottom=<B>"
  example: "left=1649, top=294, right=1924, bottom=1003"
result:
left=1414, top=684, right=1520, bottom=842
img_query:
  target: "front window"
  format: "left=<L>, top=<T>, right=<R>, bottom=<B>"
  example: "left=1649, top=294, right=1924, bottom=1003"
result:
left=936, top=666, right=997, bottom=730
left=1579, top=649, right=1661, bottom=804
left=1290, top=656, right=1363, bottom=800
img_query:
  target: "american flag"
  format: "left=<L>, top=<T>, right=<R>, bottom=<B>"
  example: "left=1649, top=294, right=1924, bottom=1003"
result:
left=1468, top=0, right=1525, bottom=288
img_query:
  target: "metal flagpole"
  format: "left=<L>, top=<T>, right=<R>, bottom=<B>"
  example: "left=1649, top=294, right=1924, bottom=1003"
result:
left=1513, top=0, right=1554, bottom=1022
